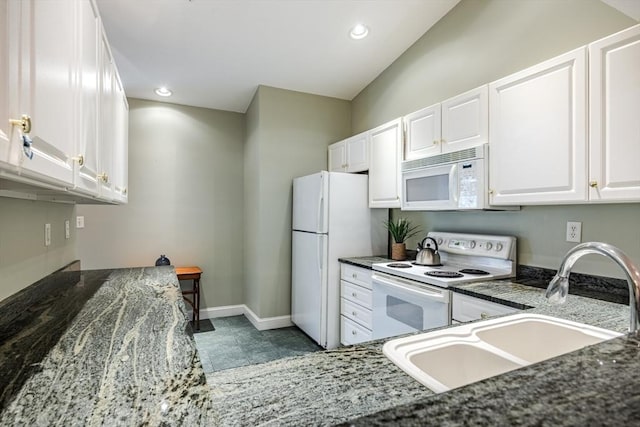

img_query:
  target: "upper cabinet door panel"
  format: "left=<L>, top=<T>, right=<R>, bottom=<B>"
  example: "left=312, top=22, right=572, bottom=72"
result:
left=345, top=132, right=368, bottom=173
left=489, top=47, right=587, bottom=205
left=441, top=85, right=488, bottom=153
left=75, top=0, right=101, bottom=196
left=0, top=1, right=10, bottom=167
left=589, top=24, right=640, bottom=202
left=369, top=118, right=402, bottom=208
left=10, top=0, right=76, bottom=186
left=328, top=141, right=346, bottom=172
left=404, top=104, right=441, bottom=160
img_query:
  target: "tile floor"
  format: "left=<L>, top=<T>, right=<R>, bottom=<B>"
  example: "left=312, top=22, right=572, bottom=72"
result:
left=193, top=315, right=323, bottom=373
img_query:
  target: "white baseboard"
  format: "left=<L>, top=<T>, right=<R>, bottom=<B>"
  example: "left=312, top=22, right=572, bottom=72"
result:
left=242, top=305, right=294, bottom=331
left=199, top=304, right=293, bottom=331
left=200, top=305, right=244, bottom=319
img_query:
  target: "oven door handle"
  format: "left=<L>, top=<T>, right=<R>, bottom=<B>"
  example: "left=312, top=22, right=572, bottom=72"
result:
left=372, top=274, right=447, bottom=301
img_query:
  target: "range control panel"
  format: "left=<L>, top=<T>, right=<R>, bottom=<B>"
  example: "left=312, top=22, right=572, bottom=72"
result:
left=427, top=232, right=516, bottom=261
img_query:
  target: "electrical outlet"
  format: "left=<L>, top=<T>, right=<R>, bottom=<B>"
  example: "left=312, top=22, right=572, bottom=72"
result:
left=566, top=221, right=582, bottom=243
left=76, top=216, right=85, bottom=229
left=45, top=223, right=51, bottom=246
left=65, top=220, right=70, bottom=239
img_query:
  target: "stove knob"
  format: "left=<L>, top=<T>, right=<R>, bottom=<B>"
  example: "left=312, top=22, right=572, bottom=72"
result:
left=437, top=238, right=444, bottom=245
left=485, top=242, right=493, bottom=250
left=495, top=243, right=503, bottom=252
left=469, top=241, right=476, bottom=249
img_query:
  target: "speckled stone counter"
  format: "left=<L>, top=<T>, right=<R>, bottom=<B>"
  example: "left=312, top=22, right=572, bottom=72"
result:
left=207, top=269, right=636, bottom=425
left=339, top=256, right=393, bottom=269
left=0, top=266, right=212, bottom=426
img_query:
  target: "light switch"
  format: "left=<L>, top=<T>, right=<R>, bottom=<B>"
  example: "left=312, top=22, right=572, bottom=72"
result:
left=65, top=220, right=70, bottom=239
left=76, top=216, right=85, bottom=229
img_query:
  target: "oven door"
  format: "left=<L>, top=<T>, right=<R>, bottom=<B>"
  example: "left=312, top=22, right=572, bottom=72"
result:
left=372, top=272, right=451, bottom=340
left=401, top=163, right=458, bottom=210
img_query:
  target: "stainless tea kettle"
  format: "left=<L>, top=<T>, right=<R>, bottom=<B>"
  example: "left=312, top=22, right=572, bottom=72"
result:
left=415, top=237, right=442, bottom=266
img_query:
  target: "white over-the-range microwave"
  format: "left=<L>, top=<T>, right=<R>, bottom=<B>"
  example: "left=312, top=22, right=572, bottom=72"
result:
left=401, top=144, right=517, bottom=211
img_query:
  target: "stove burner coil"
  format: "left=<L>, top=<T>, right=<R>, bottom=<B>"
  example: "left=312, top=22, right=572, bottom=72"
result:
left=459, top=269, right=490, bottom=275
left=386, top=263, right=412, bottom=269
left=424, top=271, right=464, bottom=278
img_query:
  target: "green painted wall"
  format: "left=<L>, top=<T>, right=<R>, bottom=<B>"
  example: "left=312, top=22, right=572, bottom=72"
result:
left=243, top=86, right=351, bottom=318
left=0, top=198, right=77, bottom=300
left=352, top=0, right=639, bottom=278
left=76, top=99, right=246, bottom=310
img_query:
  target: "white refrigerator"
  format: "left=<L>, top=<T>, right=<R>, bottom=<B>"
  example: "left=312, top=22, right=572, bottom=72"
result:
left=291, top=171, right=387, bottom=349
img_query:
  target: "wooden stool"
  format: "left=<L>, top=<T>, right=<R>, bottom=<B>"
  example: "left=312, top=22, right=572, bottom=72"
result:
left=175, top=266, right=202, bottom=331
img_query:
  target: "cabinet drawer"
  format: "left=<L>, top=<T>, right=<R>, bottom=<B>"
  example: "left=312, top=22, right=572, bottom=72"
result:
left=341, top=280, right=373, bottom=308
left=341, top=316, right=373, bottom=345
left=341, top=264, right=372, bottom=289
left=452, top=293, right=519, bottom=323
left=340, top=298, right=372, bottom=329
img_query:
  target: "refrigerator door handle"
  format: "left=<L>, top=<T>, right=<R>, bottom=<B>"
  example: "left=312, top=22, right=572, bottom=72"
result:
left=317, top=237, right=323, bottom=275
left=317, top=175, right=324, bottom=232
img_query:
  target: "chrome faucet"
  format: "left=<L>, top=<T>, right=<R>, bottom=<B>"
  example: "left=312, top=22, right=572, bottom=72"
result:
left=546, top=242, right=640, bottom=333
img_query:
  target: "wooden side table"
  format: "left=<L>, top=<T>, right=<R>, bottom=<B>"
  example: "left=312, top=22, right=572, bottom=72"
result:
left=175, top=266, right=202, bottom=331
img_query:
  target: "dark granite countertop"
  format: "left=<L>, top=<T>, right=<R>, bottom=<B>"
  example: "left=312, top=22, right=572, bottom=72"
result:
left=0, top=264, right=211, bottom=426
left=206, top=260, right=635, bottom=425
left=3, top=258, right=636, bottom=425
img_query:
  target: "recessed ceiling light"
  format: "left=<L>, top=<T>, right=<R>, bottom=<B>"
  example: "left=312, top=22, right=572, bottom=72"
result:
left=350, top=23, right=369, bottom=40
left=155, top=87, right=173, bottom=97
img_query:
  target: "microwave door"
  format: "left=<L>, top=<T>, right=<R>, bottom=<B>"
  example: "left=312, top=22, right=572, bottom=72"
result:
left=402, top=163, right=458, bottom=210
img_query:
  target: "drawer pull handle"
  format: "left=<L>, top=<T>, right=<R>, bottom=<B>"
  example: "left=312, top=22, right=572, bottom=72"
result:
left=352, top=311, right=357, bottom=316
left=352, top=292, right=357, bottom=297
left=352, top=330, right=357, bottom=335
left=352, top=273, right=357, bottom=278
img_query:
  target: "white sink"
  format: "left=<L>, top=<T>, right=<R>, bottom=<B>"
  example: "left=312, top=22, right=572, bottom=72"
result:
left=383, top=313, right=623, bottom=393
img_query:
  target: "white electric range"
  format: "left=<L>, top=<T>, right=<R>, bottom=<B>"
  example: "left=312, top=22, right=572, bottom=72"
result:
left=370, top=232, right=517, bottom=339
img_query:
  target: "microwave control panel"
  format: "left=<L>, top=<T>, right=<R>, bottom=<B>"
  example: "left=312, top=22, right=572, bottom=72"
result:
left=457, top=159, right=485, bottom=209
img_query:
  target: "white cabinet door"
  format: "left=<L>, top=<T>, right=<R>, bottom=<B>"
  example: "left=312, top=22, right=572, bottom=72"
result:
left=328, top=132, right=368, bottom=173
left=369, top=118, right=402, bottom=208
left=74, top=0, right=101, bottom=196
left=98, top=27, right=115, bottom=201
left=112, top=75, right=129, bottom=203
left=589, top=24, right=640, bottom=202
left=328, top=141, right=346, bottom=172
left=441, top=85, right=488, bottom=153
left=6, top=0, right=76, bottom=187
left=489, top=47, right=587, bottom=205
left=344, top=132, right=368, bottom=172
left=0, top=0, right=10, bottom=167
left=404, top=103, right=441, bottom=160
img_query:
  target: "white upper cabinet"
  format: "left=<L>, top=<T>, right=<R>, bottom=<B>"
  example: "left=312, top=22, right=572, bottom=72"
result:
left=328, top=132, right=368, bottom=173
left=489, top=47, right=588, bottom=205
left=98, top=27, right=115, bottom=201
left=328, top=141, right=346, bottom=172
left=369, top=118, right=402, bottom=208
left=5, top=0, right=76, bottom=187
left=404, top=103, right=441, bottom=160
left=74, top=0, right=101, bottom=197
left=441, top=85, right=488, bottom=153
left=112, top=74, right=129, bottom=203
left=588, top=24, right=640, bottom=202
left=0, top=0, right=128, bottom=204
left=0, top=1, right=10, bottom=167
left=404, top=85, right=488, bottom=160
